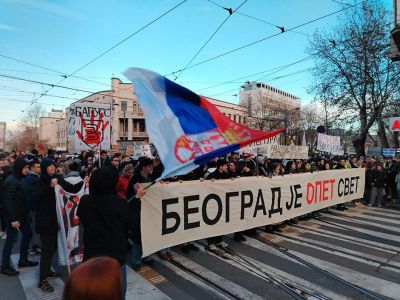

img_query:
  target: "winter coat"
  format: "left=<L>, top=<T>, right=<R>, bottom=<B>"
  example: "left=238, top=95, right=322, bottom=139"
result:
left=1, top=159, right=29, bottom=223
left=116, top=176, right=129, bottom=199
left=23, top=171, right=40, bottom=210
left=371, top=170, right=386, bottom=189
left=32, top=159, right=84, bottom=235
left=395, top=172, right=400, bottom=190
left=126, top=171, right=151, bottom=244
left=77, top=167, right=129, bottom=266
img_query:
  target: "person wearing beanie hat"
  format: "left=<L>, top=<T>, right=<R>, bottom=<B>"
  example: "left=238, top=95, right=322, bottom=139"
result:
left=32, top=158, right=85, bottom=292
left=1, top=159, right=38, bottom=276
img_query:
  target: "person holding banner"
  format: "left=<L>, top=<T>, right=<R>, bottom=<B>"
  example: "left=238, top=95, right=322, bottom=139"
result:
left=32, top=159, right=85, bottom=293
left=207, top=159, right=231, bottom=253
left=126, top=157, right=155, bottom=270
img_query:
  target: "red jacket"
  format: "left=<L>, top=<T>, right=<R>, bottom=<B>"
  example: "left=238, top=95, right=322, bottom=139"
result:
left=116, top=176, right=129, bottom=199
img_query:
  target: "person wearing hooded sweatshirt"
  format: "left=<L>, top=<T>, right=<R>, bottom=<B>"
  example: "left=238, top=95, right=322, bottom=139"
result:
left=32, top=158, right=84, bottom=292
left=77, top=167, right=141, bottom=300
left=1, top=159, right=38, bottom=276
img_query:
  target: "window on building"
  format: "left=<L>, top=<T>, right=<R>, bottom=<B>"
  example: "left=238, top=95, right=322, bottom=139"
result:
left=121, top=101, right=128, bottom=112
left=139, top=120, right=146, bottom=132
left=233, top=115, right=236, bottom=122
left=243, top=117, right=246, bottom=124
left=238, top=116, right=241, bottom=123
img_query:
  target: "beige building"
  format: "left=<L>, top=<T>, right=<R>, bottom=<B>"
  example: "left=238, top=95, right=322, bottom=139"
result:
left=205, top=97, right=248, bottom=125
left=39, top=109, right=65, bottom=149
left=239, top=82, right=301, bottom=143
left=0, top=121, right=6, bottom=150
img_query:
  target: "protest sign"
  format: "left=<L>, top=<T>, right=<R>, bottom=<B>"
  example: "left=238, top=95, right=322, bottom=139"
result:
left=317, top=133, right=344, bottom=155
left=67, top=103, right=111, bottom=152
left=265, top=145, right=308, bottom=159
left=140, top=168, right=365, bottom=256
left=382, top=148, right=396, bottom=157
left=239, top=134, right=280, bottom=155
left=55, top=184, right=87, bottom=266
left=133, top=144, right=152, bottom=159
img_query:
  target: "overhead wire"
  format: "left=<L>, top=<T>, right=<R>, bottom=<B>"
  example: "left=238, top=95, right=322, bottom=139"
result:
left=26, top=0, right=187, bottom=108
left=207, top=0, right=311, bottom=37
left=165, top=0, right=366, bottom=77
left=195, top=55, right=313, bottom=92
left=173, top=0, right=248, bottom=80
left=0, top=73, right=134, bottom=102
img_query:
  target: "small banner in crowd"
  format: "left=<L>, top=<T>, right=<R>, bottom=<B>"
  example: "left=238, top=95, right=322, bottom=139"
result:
left=67, top=103, right=111, bottom=152
left=55, top=184, right=87, bottom=266
left=241, top=143, right=308, bottom=159
left=317, top=133, right=344, bottom=155
left=140, top=168, right=365, bottom=256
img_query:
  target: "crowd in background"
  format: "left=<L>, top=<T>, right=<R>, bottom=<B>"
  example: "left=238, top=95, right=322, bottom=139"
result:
left=0, top=147, right=399, bottom=298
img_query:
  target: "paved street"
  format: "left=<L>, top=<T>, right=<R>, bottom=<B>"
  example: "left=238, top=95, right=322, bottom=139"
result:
left=1, top=204, right=400, bottom=300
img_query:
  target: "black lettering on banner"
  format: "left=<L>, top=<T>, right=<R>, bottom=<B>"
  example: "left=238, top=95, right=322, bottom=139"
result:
left=183, top=195, right=200, bottom=230
left=225, top=192, right=239, bottom=222
left=240, top=190, right=253, bottom=220
left=350, top=177, right=355, bottom=194
left=293, top=184, right=302, bottom=208
left=338, top=178, right=344, bottom=197
left=344, top=178, right=349, bottom=195
left=253, top=189, right=267, bottom=217
left=162, top=198, right=180, bottom=235
left=287, top=186, right=294, bottom=210
left=354, top=176, right=359, bottom=193
left=269, top=187, right=283, bottom=217
left=202, top=194, right=223, bottom=226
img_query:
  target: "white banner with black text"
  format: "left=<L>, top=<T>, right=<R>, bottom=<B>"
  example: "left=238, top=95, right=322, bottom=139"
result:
left=140, top=168, right=365, bottom=256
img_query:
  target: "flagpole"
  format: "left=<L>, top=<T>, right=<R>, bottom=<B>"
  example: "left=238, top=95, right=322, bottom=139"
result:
left=66, top=263, right=71, bottom=276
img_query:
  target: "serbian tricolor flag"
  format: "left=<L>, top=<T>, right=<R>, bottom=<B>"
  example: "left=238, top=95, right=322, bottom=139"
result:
left=124, top=68, right=284, bottom=179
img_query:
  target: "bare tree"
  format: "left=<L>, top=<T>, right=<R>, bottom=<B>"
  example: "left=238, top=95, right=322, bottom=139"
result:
left=16, top=104, right=46, bottom=151
left=308, top=1, right=400, bottom=155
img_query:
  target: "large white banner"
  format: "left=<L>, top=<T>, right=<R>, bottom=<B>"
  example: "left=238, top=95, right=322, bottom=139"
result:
left=140, top=168, right=365, bottom=256
left=317, top=133, right=344, bottom=155
left=67, top=103, right=111, bottom=152
left=55, top=184, right=88, bottom=266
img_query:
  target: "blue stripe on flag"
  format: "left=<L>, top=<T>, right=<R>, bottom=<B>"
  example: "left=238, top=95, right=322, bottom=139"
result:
left=164, top=77, right=216, bottom=134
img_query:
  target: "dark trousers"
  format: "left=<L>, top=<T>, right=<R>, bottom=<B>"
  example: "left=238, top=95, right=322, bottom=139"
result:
left=1, top=215, right=33, bottom=267
left=39, top=233, right=57, bottom=281
left=207, top=236, right=223, bottom=245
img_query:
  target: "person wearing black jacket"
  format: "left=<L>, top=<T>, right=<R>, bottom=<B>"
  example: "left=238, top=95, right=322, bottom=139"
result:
left=32, top=159, right=84, bottom=292
left=369, top=164, right=386, bottom=207
left=1, top=159, right=38, bottom=276
left=77, top=167, right=139, bottom=299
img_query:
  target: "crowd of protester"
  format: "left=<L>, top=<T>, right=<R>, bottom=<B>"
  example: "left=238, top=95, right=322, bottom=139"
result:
left=0, top=147, right=399, bottom=298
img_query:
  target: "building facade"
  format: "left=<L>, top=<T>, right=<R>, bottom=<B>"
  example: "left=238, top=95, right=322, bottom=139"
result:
left=39, top=109, right=65, bottom=149
left=0, top=122, right=6, bottom=150
left=239, top=81, right=301, bottom=143
left=40, top=77, right=299, bottom=152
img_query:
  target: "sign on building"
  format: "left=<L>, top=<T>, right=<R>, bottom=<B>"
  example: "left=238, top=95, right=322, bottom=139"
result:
left=389, top=117, right=400, bottom=132
left=67, top=103, right=111, bottom=152
left=317, top=133, right=344, bottom=155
